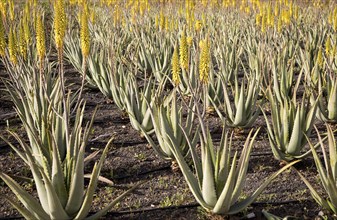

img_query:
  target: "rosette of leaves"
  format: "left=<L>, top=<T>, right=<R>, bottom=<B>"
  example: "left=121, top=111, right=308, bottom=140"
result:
left=136, top=30, right=173, bottom=82
left=86, top=44, right=129, bottom=111
left=169, top=124, right=298, bottom=215
left=166, top=85, right=298, bottom=215
left=211, top=73, right=262, bottom=128
left=121, top=76, right=159, bottom=134
left=137, top=89, right=199, bottom=160
left=271, top=42, right=301, bottom=103
left=213, top=32, right=242, bottom=83
left=263, top=92, right=318, bottom=161
left=313, top=73, right=337, bottom=124
left=0, top=101, right=138, bottom=219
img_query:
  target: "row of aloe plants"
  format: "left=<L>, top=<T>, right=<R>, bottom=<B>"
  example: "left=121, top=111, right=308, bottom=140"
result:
left=0, top=0, right=337, bottom=218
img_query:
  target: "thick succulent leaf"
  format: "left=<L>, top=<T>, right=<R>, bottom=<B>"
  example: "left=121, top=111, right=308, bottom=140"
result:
left=51, top=137, right=68, bottom=207
left=212, top=152, right=238, bottom=214
left=3, top=195, right=41, bottom=220
left=201, top=141, right=217, bottom=207
left=179, top=123, right=203, bottom=186
left=166, top=134, right=209, bottom=209
left=222, top=80, right=234, bottom=121
left=65, top=143, right=85, bottom=215
left=287, top=108, right=302, bottom=155
left=328, top=80, right=337, bottom=120
left=326, top=125, right=337, bottom=178
left=0, top=172, right=49, bottom=219
left=261, top=209, right=283, bottom=220
left=215, top=130, right=230, bottom=193
left=7, top=132, right=50, bottom=213
left=233, top=84, right=245, bottom=126
left=132, top=113, right=172, bottom=159
left=39, top=170, right=70, bottom=219
left=74, top=140, right=111, bottom=219
left=231, top=129, right=259, bottom=203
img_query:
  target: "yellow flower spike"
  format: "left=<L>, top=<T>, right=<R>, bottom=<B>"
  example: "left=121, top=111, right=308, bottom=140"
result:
left=36, top=13, right=46, bottom=62
left=159, top=9, right=165, bottom=30
left=325, top=35, right=332, bottom=58
left=274, top=2, right=279, bottom=16
left=8, top=0, right=14, bottom=22
left=332, top=43, right=337, bottom=60
left=80, top=8, right=90, bottom=58
left=165, top=16, right=169, bottom=31
left=172, top=43, right=180, bottom=86
left=201, top=13, right=206, bottom=26
left=195, top=20, right=202, bottom=32
left=199, top=39, right=204, bottom=49
left=333, top=8, right=337, bottom=32
left=328, top=11, right=333, bottom=25
left=155, top=14, right=159, bottom=29
left=53, top=0, right=67, bottom=51
left=179, top=29, right=189, bottom=72
left=199, top=37, right=210, bottom=84
left=8, top=27, right=17, bottom=65
left=23, top=16, right=31, bottom=47
left=0, top=16, right=5, bottom=57
left=90, top=9, right=95, bottom=24
left=277, top=17, right=282, bottom=33
left=18, top=21, right=27, bottom=60
left=187, top=36, right=193, bottom=47
left=255, top=14, right=261, bottom=26
left=113, top=5, right=120, bottom=27
left=261, top=14, right=266, bottom=33
left=0, top=1, right=6, bottom=19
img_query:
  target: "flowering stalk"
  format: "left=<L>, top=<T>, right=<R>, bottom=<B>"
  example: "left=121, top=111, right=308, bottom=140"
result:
left=36, top=13, right=45, bottom=75
left=8, top=27, right=17, bottom=65
left=75, top=3, right=91, bottom=112
left=53, top=0, right=69, bottom=149
left=172, top=42, right=180, bottom=86
left=179, top=29, right=189, bottom=72
left=199, top=37, right=210, bottom=84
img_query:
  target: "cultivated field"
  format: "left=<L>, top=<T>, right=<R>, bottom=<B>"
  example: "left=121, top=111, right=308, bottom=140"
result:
left=1, top=0, right=337, bottom=219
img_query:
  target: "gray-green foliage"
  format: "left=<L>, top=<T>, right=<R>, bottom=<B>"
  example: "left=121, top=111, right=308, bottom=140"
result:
left=263, top=92, right=318, bottom=161
left=139, top=89, right=199, bottom=160
left=296, top=125, right=337, bottom=214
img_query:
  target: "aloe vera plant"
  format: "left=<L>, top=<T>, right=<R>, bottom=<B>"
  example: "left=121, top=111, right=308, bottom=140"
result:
left=314, top=73, right=337, bottom=124
left=213, top=31, right=242, bottom=83
left=263, top=92, right=318, bottom=161
left=3, top=61, right=67, bottom=164
left=86, top=44, right=129, bottom=111
left=166, top=83, right=298, bottom=215
left=121, top=76, right=159, bottom=134
left=138, top=89, right=199, bottom=160
left=0, top=101, right=138, bottom=219
left=64, top=30, right=85, bottom=76
left=135, top=30, right=173, bottom=82
left=170, top=124, right=298, bottom=214
left=211, top=73, right=262, bottom=128
left=271, top=41, right=302, bottom=103
left=295, top=125, right=337, bottom=214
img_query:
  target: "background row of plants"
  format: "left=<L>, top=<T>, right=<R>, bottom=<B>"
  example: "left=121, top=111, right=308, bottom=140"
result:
left=1, top=0, right=337, bottom=219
